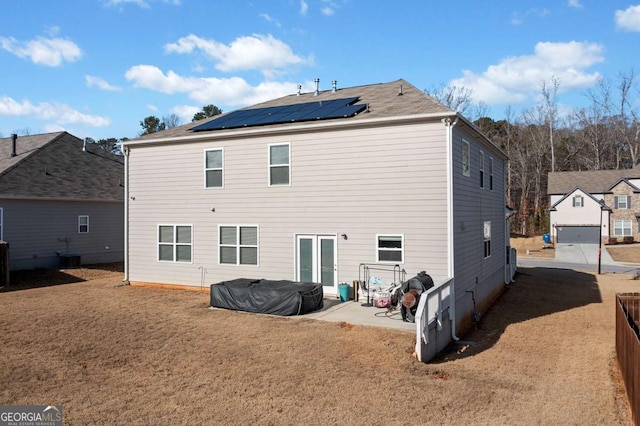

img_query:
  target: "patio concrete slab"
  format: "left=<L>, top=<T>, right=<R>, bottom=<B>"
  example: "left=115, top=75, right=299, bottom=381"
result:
left=300, top=297, right=416, bottom=332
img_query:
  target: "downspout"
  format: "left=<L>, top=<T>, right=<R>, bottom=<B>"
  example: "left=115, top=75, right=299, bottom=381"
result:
left=123, top=145, right=130, bottom=283
left=444, top=116, right=460, bottom=342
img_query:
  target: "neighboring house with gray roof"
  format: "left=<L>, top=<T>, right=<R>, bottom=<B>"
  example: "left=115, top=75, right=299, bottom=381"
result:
left=0, top=131, right=124, bottom=270
left=121, top=79, right=510, bottom=362
left=548, top=166, right=640, bottom=244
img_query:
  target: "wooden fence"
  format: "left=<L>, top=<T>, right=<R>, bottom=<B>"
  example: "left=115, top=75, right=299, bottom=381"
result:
left=617, top=293, right=640, bottom=425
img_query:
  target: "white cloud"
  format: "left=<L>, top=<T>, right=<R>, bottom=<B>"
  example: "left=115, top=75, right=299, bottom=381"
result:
left=450, top=41, right=604, bottom=105
left=321, top=0, right=338, bottom=16
left=0, top=96, right=110, bottom=127
left=321, top=7, right=334, bottom=16
left=300, top=0, right=308, bottom=15
left=164, top=34, right=311, bottom=75
left=259, top=13, right=281, bottom=28
left=146, top=104, right=159, bottom=112
left=170, top=105, right=201, bottom=122
left=0, top=35, right=82, bottom=66
left=615, top=5, right=640, bottom=31
left=510, top=8, right=550, bottom=25
left=86, top=75, right=122, bottom=92
left=568, top=0, right=583, bottom=9
left=124, top=65, right=302, bottom=106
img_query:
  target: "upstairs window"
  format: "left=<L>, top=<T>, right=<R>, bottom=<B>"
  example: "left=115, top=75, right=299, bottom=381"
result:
left=269, top=143, right=290, bottom=186
left=78, top=215, right=89, bottom=233
left=573, top=195, right=583, bottom=207
left=205, top=148, right=224, bottom=188
left=489, top=157, right=494, bottom=190
left=158, top=225, right=192, bottom=263
left=462, top=140, right=470, bottom=177
left=376, top=234, right=404, bottom=263
left=479, top=151, right=485, bottom=188
left=615, top=195, right=630, bottom=209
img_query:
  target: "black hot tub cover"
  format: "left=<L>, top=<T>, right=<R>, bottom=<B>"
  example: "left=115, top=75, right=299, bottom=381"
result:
left=210, top=278, right=324, bottom=316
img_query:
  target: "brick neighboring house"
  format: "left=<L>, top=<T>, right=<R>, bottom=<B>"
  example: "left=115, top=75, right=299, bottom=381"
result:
left=548, top=166, right=640, bottom=244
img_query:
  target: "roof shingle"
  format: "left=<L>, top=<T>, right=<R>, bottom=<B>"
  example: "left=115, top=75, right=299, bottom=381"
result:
left=0, top=132, right=124, bottom=201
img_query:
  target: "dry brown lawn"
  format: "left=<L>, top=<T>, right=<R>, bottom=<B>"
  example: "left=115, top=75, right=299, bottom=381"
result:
left=0, top=264, right=635, bottom=425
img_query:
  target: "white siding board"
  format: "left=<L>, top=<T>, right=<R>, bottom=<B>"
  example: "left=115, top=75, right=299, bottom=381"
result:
left=128, top=122, right=450, bottom=289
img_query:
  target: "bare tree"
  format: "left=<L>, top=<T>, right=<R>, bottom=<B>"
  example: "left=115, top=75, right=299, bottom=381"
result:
left=540, top=77, right=560, bottom=173
left=162, top=113, right=182, bottom=129
left=425, top=84, right=474, bottom=115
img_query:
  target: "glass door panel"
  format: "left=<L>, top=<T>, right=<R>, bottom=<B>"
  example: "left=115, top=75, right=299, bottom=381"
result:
left=320, top=237, right=336, bottom=287
left=298, top=237, right=314, bottom=283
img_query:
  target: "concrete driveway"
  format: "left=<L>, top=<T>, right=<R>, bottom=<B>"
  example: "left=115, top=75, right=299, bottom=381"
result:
left=554, top=243, right=615, bottom=265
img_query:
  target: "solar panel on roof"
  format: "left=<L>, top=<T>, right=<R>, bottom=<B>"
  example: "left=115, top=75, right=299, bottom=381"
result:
left=190, top=97, right=365, bottom=132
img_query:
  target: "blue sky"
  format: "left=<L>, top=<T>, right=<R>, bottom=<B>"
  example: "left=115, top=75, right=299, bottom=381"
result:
left=0, top=0, right=639, bottom=141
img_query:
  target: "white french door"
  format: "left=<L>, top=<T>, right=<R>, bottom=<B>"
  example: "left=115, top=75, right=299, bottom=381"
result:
left=295, top=234, right=337, bottom=292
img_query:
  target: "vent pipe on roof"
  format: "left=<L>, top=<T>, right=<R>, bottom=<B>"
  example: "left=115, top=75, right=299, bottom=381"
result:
left=331, top=80, right=337, bottom=93
left=83, top=138, right=88, bottom=152
left=11, top=134, right=17, bottom=157
left=296, top=84, right=302, bottom=96
left=314, top=78, right=320, bottom=96
left=398, top=85, right=403, bottom=96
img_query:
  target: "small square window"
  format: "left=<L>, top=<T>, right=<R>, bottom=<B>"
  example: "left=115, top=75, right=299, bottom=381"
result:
left=376, top=234, right=404, bottom=263
left=615, top=195, right=630, bottom=209
left=158, top=225, right=192, bottom=262
left=219, top=225, right=259, bottom=266
left=78, top=215, right=89, bottom=233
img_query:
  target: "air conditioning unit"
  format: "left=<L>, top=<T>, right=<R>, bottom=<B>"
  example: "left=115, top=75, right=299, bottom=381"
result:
left=59, top=254, right=81, bottom=268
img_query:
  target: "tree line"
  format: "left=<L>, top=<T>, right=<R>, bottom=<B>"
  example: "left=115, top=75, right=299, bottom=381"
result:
left=430, top=70, right=639, bottom=236
left=16, top=72, right=634, bottom=238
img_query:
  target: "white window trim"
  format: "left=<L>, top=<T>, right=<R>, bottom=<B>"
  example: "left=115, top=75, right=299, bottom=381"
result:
left=157, top=224, right=193, bottom=263
left=479, top=150, right=485, bottom=188
left=375, top=234, right=405, bottom=264
left=268, top=142, right=291, bottom=186
left=484, top=221, right=492, bottom=259
left=573, top=195, right=583, bottom=207
left=613, top=219, right=632, bottom=237
left=462, top=140, right=470, bottom=177
left=204, top=148, right=224, bottom=189
left=616, top=195, right=629, bottom=209
left=489, top=157, right=494, bottom=191
left=78, top=215, right=89, bottom=233
left=218, top=224, right=260, bottom=267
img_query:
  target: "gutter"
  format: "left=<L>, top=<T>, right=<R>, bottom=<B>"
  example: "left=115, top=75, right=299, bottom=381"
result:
left=121, top=111, right=457, bottom=148
left=443, top=117, right=460, bottom=342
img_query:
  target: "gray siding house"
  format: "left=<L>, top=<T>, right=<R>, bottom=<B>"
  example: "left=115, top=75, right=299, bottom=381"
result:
left=0, top=132, right=124, bottom=270
left=121, top=79, right=509, bottom=361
